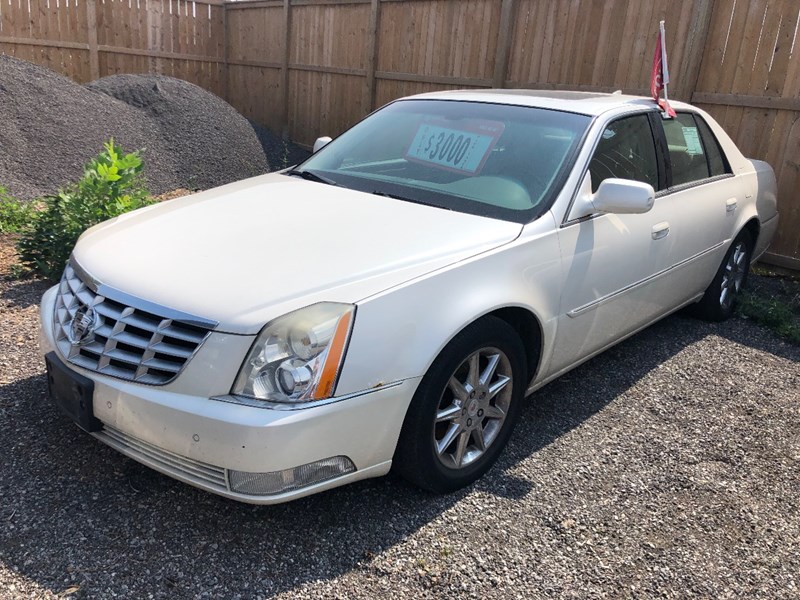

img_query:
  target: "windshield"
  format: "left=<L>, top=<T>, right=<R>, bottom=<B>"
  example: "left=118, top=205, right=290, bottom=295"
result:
left=292, top=99, right=591, bottom=223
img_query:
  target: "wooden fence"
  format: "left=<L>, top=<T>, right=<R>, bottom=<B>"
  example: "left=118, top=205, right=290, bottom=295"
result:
left=0, top=0, right=226, bottom=97
left=692, top=0, right=800, bottom=268
left=0, top=0, right=799, bottom=266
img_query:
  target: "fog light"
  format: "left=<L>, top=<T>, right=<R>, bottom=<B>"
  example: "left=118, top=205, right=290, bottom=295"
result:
left=228, top=456, right=356, bottom=496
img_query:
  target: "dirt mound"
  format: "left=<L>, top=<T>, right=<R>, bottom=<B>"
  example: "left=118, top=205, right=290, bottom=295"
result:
left=0, top=56, right=269, bottom=199
left=88, top=74, right=270, bottom=191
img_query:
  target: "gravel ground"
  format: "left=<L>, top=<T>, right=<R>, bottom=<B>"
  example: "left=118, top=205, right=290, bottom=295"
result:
left=0, top=57, right=270, bottom=199
left=0, top=239, right=798, bottom=599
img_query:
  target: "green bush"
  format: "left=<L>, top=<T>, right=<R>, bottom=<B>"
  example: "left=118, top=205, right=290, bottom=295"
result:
left=0, top=187, right=36, bottom=234
left=17, top=140, right=151, bottom=280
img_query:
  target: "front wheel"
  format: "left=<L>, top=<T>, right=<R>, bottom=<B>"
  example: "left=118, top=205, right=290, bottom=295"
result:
left=393, top=316, right=526, bottom=493
left=692, top=229, right=753, bottom=322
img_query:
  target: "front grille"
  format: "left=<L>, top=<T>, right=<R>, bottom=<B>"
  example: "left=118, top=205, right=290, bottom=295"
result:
left=95, top=425, right=228, bottom=492
left=54, top=262, right=214, bottom=385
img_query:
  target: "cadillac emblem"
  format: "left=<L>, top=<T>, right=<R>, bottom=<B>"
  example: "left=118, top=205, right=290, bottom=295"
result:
left=67, top=304, right=99, bottom=346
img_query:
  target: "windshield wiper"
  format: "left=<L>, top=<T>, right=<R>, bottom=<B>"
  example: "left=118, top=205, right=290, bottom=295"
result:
left=371, top=190, right=415, bottom=202
left=286, top=169, right=338, bottom=186
left=371, top=190, right=449, bottom=211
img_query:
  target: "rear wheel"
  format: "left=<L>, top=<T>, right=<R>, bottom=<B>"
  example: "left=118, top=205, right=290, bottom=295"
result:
left=393, top=316, right=526, bottom=493
left=692, top=229, right=753, bottom=321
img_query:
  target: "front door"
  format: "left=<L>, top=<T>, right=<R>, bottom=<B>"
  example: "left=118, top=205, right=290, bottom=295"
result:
left=548, top=112, right=674, bottom=376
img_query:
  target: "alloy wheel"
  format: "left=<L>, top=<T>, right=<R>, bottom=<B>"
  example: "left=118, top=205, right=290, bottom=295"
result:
left=433, top=347, right=513, bottom=470
left=720, top=241, right=748, bottom=311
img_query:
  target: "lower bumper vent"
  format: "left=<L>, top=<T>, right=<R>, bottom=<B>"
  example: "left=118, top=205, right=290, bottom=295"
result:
left=94, top=425, right=228, bottom=492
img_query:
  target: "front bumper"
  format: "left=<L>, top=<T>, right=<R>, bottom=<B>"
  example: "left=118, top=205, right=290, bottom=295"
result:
left=39, top=286, right=418, bottom=504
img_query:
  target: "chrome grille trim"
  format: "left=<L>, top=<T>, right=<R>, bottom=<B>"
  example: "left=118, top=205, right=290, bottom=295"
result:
left=70, top=256, right=219, bottom=330
left=53, top=262, right=215, bottom=385
left=95, top=425, right=229, bottom=492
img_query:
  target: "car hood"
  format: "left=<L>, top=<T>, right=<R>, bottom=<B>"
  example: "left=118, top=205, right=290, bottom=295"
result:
left=73, top=173, right=522, bottom=334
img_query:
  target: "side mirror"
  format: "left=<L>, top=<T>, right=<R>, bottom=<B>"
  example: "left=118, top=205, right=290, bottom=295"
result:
left=313, top=136, right=332, bottom=153
left=571, top=175, right=655, bottom=220
left=593, top=178, right=655, bottom=214
left=592, top=179, right=656, bottom=214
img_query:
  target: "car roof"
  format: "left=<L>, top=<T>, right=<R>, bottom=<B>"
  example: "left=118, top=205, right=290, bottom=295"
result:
left=404, top=89, right=693, bottom=117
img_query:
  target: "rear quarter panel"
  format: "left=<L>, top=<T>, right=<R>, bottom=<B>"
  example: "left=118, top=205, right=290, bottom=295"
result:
left=749, top=159, right=779, bottom=259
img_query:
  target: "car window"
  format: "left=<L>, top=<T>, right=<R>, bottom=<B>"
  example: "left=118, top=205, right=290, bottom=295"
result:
left=295, top=99, right=591, bottom=224
left=662, top=113, right=712, bottom=185
left=588, top=114, right=658, bottom=193
left=694, top=115, right=730, bottom=177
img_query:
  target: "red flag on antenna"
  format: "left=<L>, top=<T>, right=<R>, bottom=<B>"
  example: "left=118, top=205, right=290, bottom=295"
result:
left=650, top=21, right=677, bottom=118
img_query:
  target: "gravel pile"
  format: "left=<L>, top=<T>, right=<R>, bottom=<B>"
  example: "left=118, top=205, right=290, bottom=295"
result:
left=0, top=56, right=272, bottom=199
left=0, top=240, right=798, bottom=599
left=87, top=75, right=271, bottom=192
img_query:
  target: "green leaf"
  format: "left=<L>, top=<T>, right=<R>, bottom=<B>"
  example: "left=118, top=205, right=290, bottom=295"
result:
left=15, top=139, right=151, bottom=281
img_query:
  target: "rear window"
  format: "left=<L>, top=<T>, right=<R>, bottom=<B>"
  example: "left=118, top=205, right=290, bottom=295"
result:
left=662, top=113, right=711, bottom=186
left=695, top=115, right=730, bottom=177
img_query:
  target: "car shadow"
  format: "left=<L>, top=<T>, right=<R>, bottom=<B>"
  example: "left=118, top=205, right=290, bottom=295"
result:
left=711, top=313, right=799, bottom=362
left=0, top=273, right=52, bottom=309
left=0, top=313, right=791, bottom=598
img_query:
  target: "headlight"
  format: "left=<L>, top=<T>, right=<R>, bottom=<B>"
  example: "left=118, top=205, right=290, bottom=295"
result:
left=232, top=303, right=355, bottom=403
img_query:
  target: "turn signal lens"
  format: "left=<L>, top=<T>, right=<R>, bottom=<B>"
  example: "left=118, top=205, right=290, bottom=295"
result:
left=228, top=456, right=356, bottom=496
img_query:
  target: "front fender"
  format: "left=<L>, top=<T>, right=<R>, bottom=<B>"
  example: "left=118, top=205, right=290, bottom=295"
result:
left=336, top=214, right=562, bottom=396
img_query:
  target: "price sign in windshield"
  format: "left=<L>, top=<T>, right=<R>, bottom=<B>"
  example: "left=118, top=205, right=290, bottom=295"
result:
left=405, top=120, right=505, bottom=175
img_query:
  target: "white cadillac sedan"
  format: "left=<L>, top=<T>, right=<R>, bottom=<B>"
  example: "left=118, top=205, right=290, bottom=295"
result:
left=39, top=90, right=778, bottom=504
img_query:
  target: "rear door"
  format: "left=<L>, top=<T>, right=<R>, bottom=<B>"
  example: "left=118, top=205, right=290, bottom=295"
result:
left=652, top=112, right=737, bottom=297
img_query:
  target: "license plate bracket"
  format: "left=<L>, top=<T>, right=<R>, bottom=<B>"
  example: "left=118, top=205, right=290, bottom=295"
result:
left=45, top=352, right=101, bottom=432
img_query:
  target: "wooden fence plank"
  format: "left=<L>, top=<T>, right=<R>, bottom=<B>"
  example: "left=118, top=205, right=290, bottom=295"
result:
left=0, top=0, right=10, bottom=37
left=538, top=1, right=558, bottom=83
left=674, top=0, right=714, bottom=100
left=97, top=44, right=223, bottom=62
left=611, top=0, right=640, bottom=87
left=589, top=0, right=617, bottom=87
left=363, top=0, right=379, bottom=110
left=492, top=0, right=514, bottom=88
left=774, top=118, right=800, bottom=259
left=376, top=70, right=492, bottom=87
left=86, top=0, right=100, bottom=79
left=37, top=0, right=50, bottom=70
left=0, top=35, right=88, bottom=50
left=692, top=92, right=800, bottom=112
left=280, top=0, right=291, bottom=137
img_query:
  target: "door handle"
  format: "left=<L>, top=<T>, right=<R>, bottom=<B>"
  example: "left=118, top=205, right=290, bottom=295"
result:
left=651, top=222, right=670, bottom=240
left=726, top=198, right=737, bottom=213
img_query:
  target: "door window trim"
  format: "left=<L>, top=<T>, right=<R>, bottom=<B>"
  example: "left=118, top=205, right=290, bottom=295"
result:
left=560, top=108, right=660, bottom=227
left=655, top=172, right=735, bottom=198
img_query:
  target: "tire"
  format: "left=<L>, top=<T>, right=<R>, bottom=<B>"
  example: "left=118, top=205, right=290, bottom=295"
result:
left=393, top=316, right=526, bottom=493
left=691, top=229, right=753, bottom=322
